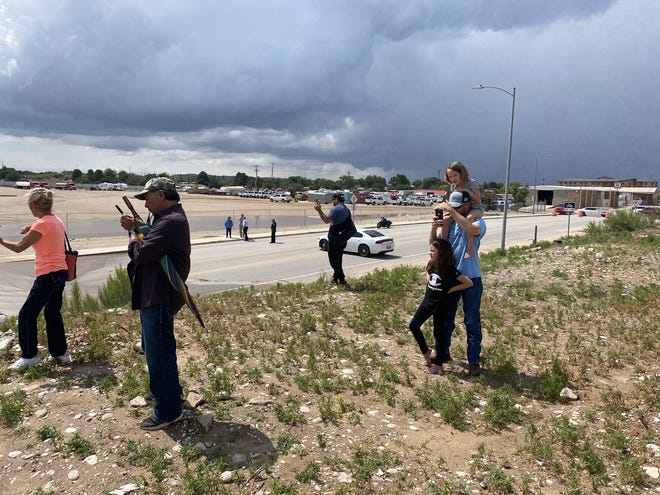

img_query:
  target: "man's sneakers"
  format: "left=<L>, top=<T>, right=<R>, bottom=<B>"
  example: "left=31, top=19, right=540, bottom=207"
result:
left=139, top=413, right=184, bottom=431
left=468, top=364, right=481, bottom=377
left=8, top=355, right=42, bottom=370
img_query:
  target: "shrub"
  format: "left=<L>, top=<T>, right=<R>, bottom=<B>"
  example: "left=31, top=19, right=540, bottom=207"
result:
left=0, top=390, right=30, bottom=427
left=98, top=266, right=132, bottom=308
left=537, top=357, right=570, bottom=401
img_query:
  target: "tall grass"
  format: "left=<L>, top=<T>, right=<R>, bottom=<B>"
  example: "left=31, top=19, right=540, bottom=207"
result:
left=64, top=266, right=131, bottom=313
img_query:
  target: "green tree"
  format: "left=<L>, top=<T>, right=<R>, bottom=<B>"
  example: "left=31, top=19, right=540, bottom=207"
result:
left=337, top=174, right=358, bottom=191
left=93, top=169, right=104, bottom=182
left=311, top=178, right=339, bottom=190
left=482, top=181, right=504, bottom=193
left=283, top=175, right=310, bottom=192
left=509, top=182, right=529, bottom=205
left=208, top=176, right=222, bottom=189
left=388, top=174, right=411, bottom=190
left=103, top=168, right=117, bottom=182
left=197, top=171, right=209, bottom=186
left=0, top=166, right=20, bottom=181
left=359, top=175, right=387, bottom=191
left=421, top=177, right=442, bottom=189
left=234, top=172, right=248, bottom=186
left=72, top=169, right=82, bottom=181
left=86, top=169, right=95, bottom=182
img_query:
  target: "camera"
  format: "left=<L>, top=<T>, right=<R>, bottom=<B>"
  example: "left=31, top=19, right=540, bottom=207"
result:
left=434, top=208, right=443, bottom=218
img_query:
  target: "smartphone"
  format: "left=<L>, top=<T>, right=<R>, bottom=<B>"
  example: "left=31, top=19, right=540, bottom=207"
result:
left=434, top=208, right=443, bottom=218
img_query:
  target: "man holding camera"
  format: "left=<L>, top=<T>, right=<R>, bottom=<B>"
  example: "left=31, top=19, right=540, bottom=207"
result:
left=120, top=177, right=189, bottom=429
left=431, top=190, right=486, bottom=376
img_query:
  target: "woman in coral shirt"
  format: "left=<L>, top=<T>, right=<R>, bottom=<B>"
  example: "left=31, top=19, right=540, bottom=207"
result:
left=0, top=188, right=72, bottom=369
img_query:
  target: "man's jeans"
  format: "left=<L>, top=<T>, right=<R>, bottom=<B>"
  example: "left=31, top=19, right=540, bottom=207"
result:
left=140, top=305, right=183, bottom=421
left=18, top=270, right=68, bottom=359
left=442, top=277, right=483, bottom=365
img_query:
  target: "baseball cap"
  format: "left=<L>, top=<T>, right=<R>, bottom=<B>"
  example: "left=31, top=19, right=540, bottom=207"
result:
left=135, top=177, right=177, bottom=200
left=448, top=191, right=470, bottom=208
left=332, top=192, right=345, bottom=202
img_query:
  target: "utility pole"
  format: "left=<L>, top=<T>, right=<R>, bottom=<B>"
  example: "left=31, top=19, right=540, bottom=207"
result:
left=271, top=162, right=276, bottom=180
left=254, top=164, right=260, bottom=190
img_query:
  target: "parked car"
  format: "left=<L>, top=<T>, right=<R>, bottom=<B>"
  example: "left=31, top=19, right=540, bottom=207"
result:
left=553, top=202, right=575, bottom=215
left=269, top=193, right=292, bottom=203
left=318, top=228, right=394, bottom=257
left=365, top=195, right=386, bottom=205
left=412, top=196, right=434, bottom=207
left=577, top=207, right=605, bottom=217
left=633, top=206, right=658, bottom=215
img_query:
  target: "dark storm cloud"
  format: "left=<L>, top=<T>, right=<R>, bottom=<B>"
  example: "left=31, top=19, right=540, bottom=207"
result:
left=0, top=0, right=656, bottom=184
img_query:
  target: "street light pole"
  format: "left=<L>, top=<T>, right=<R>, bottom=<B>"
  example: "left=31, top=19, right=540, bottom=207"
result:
left=472, top=84, right=516, bottom=251
left=533, top=157, right=538, bottom=214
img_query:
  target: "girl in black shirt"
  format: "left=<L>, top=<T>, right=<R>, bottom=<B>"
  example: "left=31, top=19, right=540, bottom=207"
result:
left=408, top=239, right=472, bottom=374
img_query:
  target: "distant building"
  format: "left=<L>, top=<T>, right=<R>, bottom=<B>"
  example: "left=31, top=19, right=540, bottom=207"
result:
left=529, top=176, right=657, bottom=209
left=558, top=176, right=657, bottom=189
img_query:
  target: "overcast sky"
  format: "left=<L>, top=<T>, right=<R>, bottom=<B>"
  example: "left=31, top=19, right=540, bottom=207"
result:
left=1, top=0, right=658, bottom=186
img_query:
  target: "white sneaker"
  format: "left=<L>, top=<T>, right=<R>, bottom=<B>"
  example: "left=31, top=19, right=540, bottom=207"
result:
left=8, top=355, right=42, bottom=370
left=54, top=352, right=72, bottom=365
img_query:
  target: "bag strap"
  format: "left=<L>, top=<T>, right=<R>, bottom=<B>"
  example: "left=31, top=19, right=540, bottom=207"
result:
left=64, top=231, right=73, bottom=252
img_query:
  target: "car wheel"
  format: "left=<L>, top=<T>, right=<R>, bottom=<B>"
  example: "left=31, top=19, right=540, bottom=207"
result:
left=358, top=244, right=370, bottom=257
left=319, top=239, right=329, bottom=251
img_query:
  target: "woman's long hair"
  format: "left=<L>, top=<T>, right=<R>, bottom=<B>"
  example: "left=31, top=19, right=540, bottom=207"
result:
left=426, top=239, right=457, bottom=276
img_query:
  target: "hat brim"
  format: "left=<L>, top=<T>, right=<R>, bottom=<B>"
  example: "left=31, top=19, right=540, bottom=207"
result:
left=134, top=189, right=150, bottom=200
left=449, top=202, right=463, bottom=208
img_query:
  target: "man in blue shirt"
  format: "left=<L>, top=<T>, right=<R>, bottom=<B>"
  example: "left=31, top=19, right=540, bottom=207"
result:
left=314, top=192, right=354, bottom=285
left=432, top=190, right=486, bottom=376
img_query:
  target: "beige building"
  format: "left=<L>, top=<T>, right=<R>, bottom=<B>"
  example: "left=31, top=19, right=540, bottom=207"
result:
left=528, top=176, right=657, bottom=209
left=558, top=176, right=657, bottom=189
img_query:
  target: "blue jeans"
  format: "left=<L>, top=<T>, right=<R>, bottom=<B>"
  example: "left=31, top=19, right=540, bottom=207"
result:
left=140, top=305, right=183, bottom=421
left=443, top=277, right=483, bottom=365
left=18, top=270, right=68, bottom=359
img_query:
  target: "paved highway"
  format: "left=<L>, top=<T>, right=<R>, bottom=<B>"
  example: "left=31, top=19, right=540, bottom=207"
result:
left=0, top=213, right=601, bottom=316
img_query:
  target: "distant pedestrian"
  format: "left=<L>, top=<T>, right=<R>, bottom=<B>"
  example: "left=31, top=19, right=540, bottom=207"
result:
left=242, top=216, right=249, bottom=241
left=270, top=218, right=277, bottom=243
left=238, top=214, right=245, bottom=238
left=224, top=216, right=233, bottom=238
